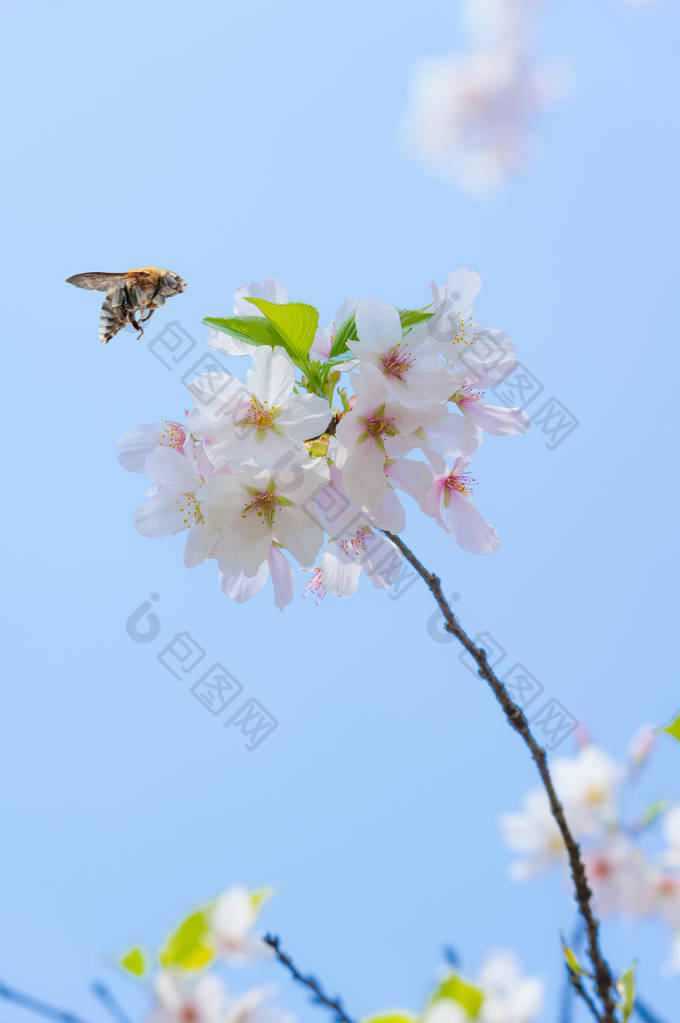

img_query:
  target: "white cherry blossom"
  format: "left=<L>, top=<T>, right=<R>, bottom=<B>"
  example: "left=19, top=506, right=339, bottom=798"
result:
left=200, top=458, right=329, bottom=576
left=424, top=458, right=500, bottom=554
left=133, top=445, right=223, bottom=569
left=347, top=297, right=457, bottom=407
left=190, top=347, right=331, bottom=468
left=335, top=365, right=418, bottom=509
left=117, top=420, right=186, bottom=472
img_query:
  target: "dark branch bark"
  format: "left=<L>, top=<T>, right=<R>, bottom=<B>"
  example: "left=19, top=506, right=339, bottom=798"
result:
left=382, top=530, right=619, bottom=1023
left=264, top=934, right=355, bottom=1023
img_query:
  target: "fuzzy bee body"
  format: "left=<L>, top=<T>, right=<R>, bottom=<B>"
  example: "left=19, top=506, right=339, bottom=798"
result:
left=66, top=267, right=186, bottom=344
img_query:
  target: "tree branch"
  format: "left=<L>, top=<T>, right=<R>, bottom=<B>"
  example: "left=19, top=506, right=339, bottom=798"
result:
left=263, top=934, right=355, bottom=1023
left=382, top=530, right=619, bottom=1023
left=0, top=982, right=91, bottom=1023
left=565, top=971, right=601, bottom=1023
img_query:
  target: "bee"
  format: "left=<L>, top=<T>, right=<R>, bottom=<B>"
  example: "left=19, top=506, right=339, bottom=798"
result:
left=66, top=267, right=186, bottom=344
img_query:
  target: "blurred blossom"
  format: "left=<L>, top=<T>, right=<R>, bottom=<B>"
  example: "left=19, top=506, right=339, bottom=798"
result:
left=477, top=949, right=544, bottom=1022
left=428, top=950, right=544, bottom=1023
left=210, top=886, right=269, bottom=963
left=584, top=835, right=653, bottom=918
left=461, top=0, right=545, bottom=45
left=662, top=804, right=680, bottom=867
left=500, top=744, right=620, bottom=879
left=401, top=47, right=565, bottom=194
left=501, top=736, right=680, bottom=973
left=146, top=973, right=228, bottom=1023
left=499, top=787, right=566, bottom=879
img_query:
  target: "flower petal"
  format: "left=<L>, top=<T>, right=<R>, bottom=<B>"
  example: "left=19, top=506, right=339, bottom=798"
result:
left=444, top=492, right=499, bottom=554
left=220, top=561, right=270, bottom=602
left=320, top=547, right=362, bottom=598
left=341, top=442, right=388, bottom=509
left=144, top=446, right=198, bottom=492
left=247, top=346, right=295, bottom=406
left=354, top=297, right=401, bottom=354
left=268, top=546, right=295, bottom=610
left=184, top=524, right=219, bottom=568
left=117, top=423, right=163, bottom=472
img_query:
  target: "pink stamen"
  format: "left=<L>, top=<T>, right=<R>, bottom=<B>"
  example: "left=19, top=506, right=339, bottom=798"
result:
left=302, top=569, right=326, bottom=605
left=339, top=528, right=368, bottom=558
left=381, top=342, right=416, bottom=380
left=444, top=469, right=475, bottom=496
left=159, top=419, right=186, bottom=452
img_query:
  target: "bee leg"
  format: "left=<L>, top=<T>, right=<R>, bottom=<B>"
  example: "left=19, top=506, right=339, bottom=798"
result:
left=139, top=308, right=155, bottom=324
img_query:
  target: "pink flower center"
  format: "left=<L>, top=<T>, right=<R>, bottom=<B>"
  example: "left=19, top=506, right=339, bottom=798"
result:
left=362, top=404, right=399, bottom=446
left=381, top=342, right=415, bottom=380
left=444, top=469, right=475, bottom=496
left=242, top=489, right=279, bottom=526
left=452, top=385, right=483, bottom=406
left=240, top=397, right=278, bottom=432
left=159, top=419, right=186, bottom=452
left=340, top=528, right=368, bottom=558
left=590, top=856, right=613, bottom=880
left=658, top=876, right=679, bottom=897
left=180, top=1008, right=200, bottom=1023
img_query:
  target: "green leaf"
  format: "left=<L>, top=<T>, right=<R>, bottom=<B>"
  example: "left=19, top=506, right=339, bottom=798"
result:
left=159, top=909, right=214, bottom=970
left=250, top=886, right=275, bottom=912
left=329, top=312, right=357, bottom=358
left=398, top=306, right=434, bottom=330
left=429, top=972, right=484, bottom=1019
left=246, top=299, right=319, bottom=361
left=616, top=963, right=636, bottom=1022
left=119, top=947, right=148, bottom=977
left=202, top=315, right=284, bottom=351
left=328, top=306, right=434, bottom=359
left=658, top=715, right=680, bottom=743
left=561, top=941, right=585, bottom=976
left=361, top=1012, right=419, bottom=1023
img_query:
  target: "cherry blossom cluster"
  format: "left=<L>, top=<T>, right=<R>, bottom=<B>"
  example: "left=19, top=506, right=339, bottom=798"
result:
left=399, top=949, right=543, bottom=1023
left=401, top=0, right=565, bottom=193
left=122, top=881, right=544, bottom=1023
left=118, top=273, right=529, bottom=609
left=126, top=886, right=291, bottom=1023
left=500, top=727, right=680, bottom=974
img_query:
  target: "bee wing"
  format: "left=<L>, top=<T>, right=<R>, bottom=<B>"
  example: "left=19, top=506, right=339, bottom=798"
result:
left=66, top=272, right=129, bottom=292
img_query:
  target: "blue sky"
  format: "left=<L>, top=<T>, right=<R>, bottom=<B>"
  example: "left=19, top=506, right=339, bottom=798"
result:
left=1, top=1, right=679, bottom=1020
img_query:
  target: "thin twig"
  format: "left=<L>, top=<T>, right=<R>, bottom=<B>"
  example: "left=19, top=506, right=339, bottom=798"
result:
left=565, top=971, right=601, bottom=1023
left=90, top=985, right=132, bottom=1023
left=263, top=934, right=355, bottom=1023
left=382, top=530, right=618, bottom=1023
left=0, top=982, right=91, bottom=1023
left=559, top=919, right=585, bottom=1023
